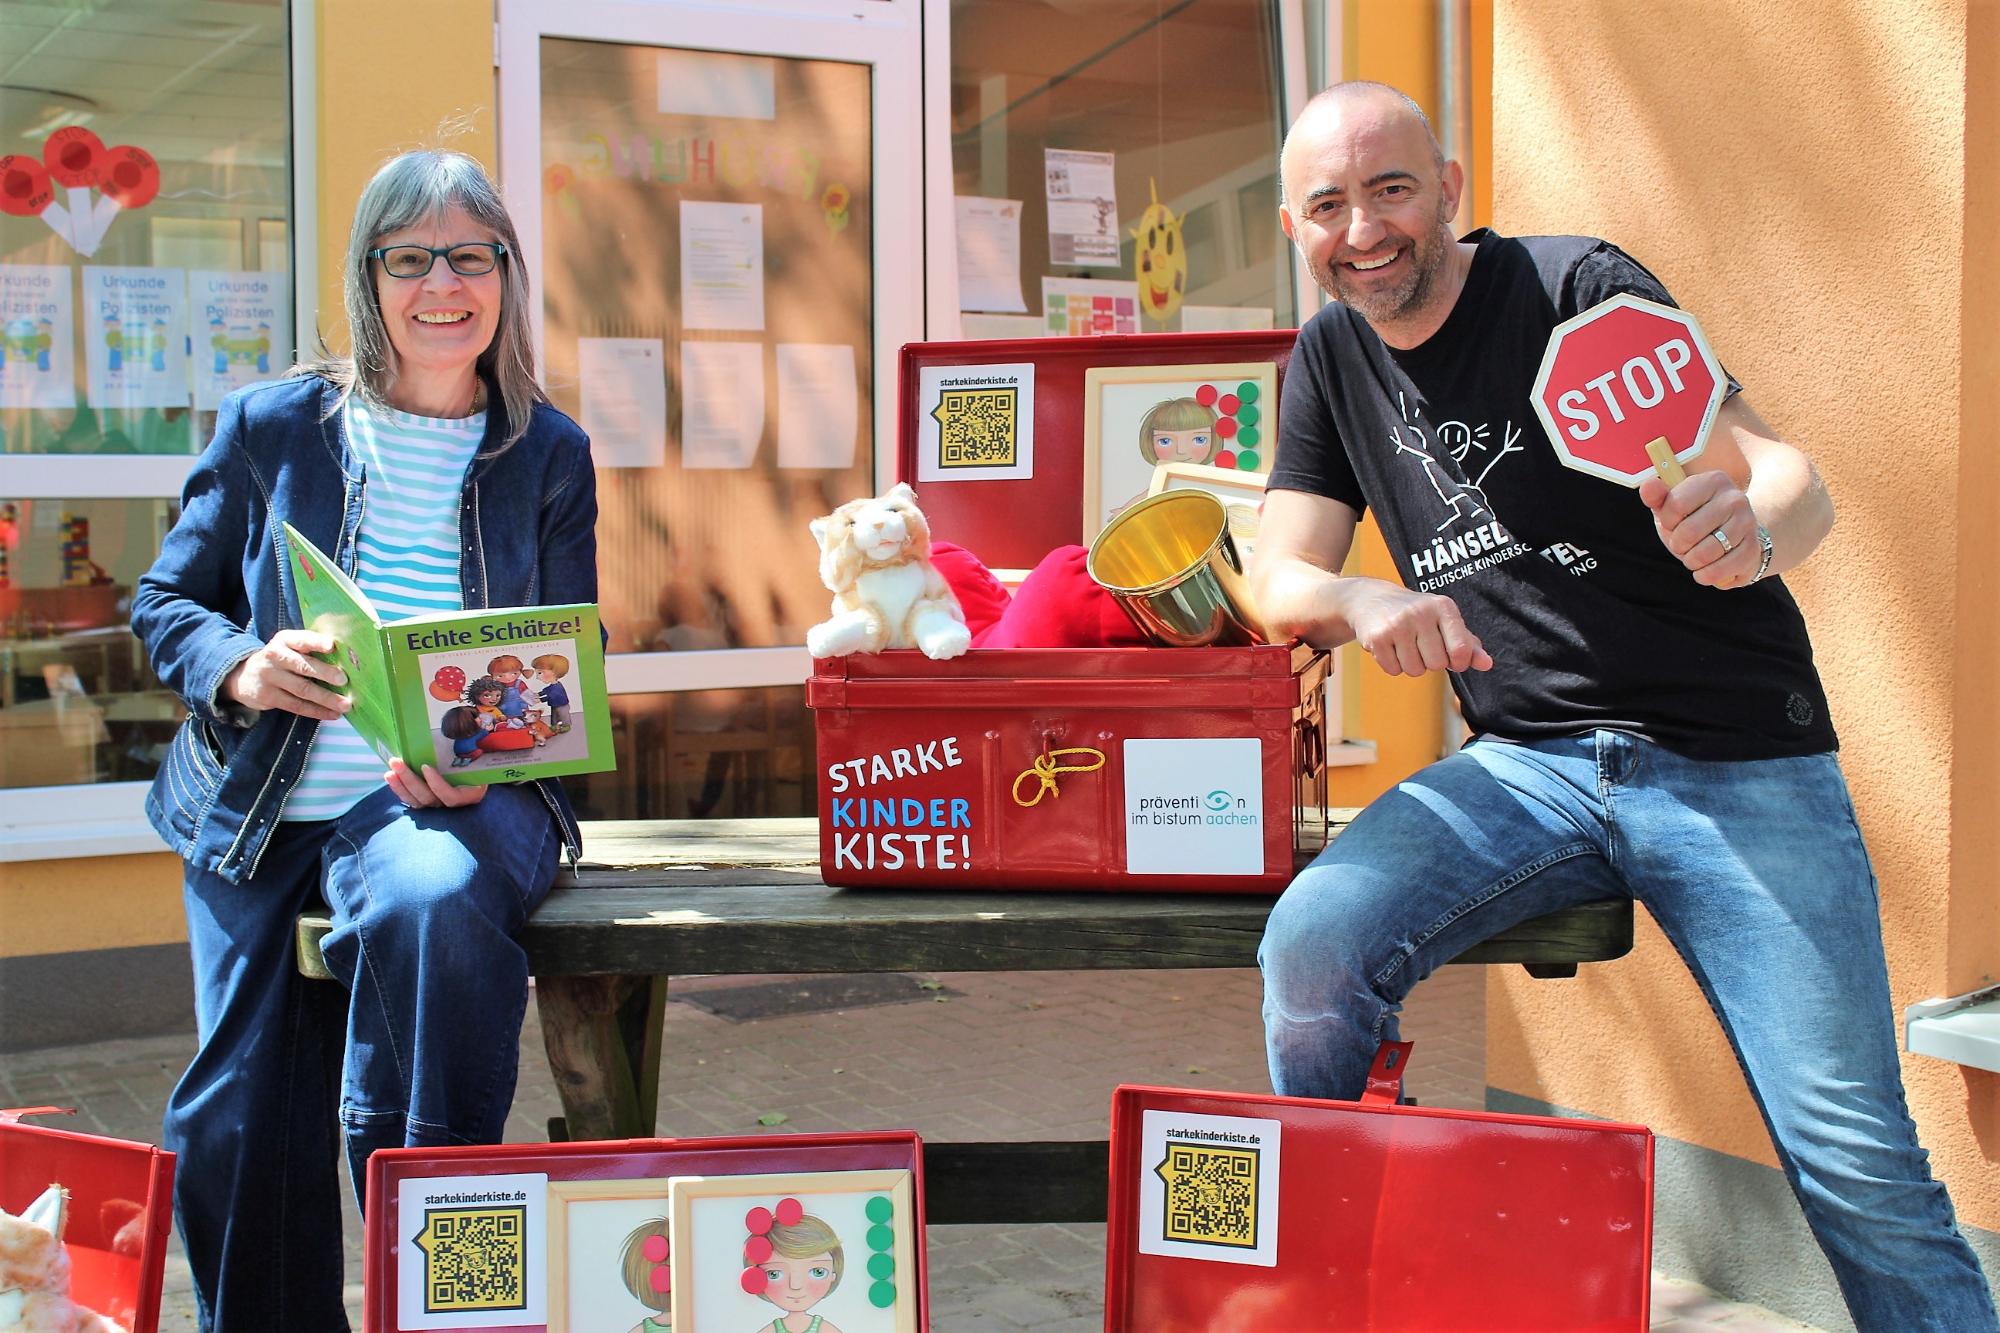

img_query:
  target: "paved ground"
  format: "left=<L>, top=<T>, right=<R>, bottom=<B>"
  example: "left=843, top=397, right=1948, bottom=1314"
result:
left=2, top=965, right=1818, bottom=1330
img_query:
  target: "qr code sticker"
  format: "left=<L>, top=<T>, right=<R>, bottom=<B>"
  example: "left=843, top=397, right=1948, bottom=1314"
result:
left=414, top=1206, right=528, bottom=1313
left=1156, top=1142, right=1259, bottom=1249
left=932, top=386, right=1019, bottom=468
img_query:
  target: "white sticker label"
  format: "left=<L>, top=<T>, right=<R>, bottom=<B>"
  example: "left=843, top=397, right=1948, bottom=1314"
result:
left=395, top=1171, right=548, bottom=1328
left=916, top=361, right=1036, bottom=482
left=1137, top=1109, right=1282, bottom=1267
left=1122, top=738, right=1264, bottom=875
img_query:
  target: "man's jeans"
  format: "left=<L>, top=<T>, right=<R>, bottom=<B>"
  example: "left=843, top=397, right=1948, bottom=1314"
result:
left=1259, top=731, right=1996, bottom=1331
left=166, top=783, right=559, bottom=1332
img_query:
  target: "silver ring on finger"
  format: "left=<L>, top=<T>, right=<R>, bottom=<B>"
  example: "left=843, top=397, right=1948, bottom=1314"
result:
left=1710, top=527, right=1734, bottom=555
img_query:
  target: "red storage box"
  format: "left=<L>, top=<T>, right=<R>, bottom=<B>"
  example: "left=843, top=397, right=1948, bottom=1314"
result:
left=1104, top=1046, right=1656, bottom=1331
left=808, top=642, right=1329, bottom=892
left=0, top=1107, right=175, bottom=1333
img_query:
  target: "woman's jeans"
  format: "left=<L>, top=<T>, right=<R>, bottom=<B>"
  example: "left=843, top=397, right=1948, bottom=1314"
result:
left=166, top=783, right=559, bottom=1333
left=1259, top=731, right=1996, bottom=1331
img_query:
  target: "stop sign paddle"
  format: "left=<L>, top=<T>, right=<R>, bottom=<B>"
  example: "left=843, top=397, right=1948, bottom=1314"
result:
left=1530, top=293, right=1726, bottom=488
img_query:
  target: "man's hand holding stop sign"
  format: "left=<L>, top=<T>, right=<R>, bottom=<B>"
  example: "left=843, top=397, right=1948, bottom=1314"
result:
left=1530, top=294, right=1831, bottom=590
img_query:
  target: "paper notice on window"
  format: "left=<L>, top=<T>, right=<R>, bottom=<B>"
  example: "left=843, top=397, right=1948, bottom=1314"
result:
left=776, top=343, right=858, bottom=470
left=1045, top=148, right=1120, bottom=267
left=82, top=266, right=189, bottom=409
left=680, top=201, right=765, bottom=331
left=1042, top=276, right=1139, bottom=337
left=395, top=1171, right=549, bottom=1327
left=954, top=196, right=1027, bottom=313
left=1180, top=305, right=1275, bottom=333
left=577, top=337, right=666, bottom=468
left=680, top=341, right=765, bottom=469
left=189, top=270, right=289, bottom=410
left=657, top=49, right=776, bottom=119
left=0, top=265, right=78, bottom=409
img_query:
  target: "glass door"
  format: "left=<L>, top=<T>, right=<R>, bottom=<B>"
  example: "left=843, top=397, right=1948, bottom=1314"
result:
left=497, top=0, right=920, bottom=818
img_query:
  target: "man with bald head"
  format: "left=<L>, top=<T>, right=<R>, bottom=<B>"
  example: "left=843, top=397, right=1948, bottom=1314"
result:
left=1252, top=82, right=1995, bottom=1329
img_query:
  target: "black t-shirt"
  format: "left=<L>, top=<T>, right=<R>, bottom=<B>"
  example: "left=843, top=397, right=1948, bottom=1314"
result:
left=1270, top=229, right=1836, bottom=760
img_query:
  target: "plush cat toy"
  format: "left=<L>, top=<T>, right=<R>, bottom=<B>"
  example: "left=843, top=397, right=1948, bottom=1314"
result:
left=807, top=484, right=971, bottom=661
left=0, top=1185, right=122, bottom=1333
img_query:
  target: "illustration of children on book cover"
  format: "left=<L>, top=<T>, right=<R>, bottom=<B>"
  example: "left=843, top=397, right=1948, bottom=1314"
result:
left=425, top=642, right=593, bottom=775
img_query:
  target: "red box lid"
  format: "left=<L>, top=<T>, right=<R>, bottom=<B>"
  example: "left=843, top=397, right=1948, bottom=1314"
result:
left=0, top=1107, right=176, bottom=1333
left=896, top=329, right=1297, bottom=569
left=1106, top=1077, right=1655, bottom=1330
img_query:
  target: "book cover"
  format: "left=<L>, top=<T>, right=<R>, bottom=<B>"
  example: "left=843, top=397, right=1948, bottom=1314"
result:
left=283, top=523, right=615, bottom=785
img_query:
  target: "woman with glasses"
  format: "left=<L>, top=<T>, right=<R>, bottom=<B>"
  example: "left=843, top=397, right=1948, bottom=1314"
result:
left=132, top=149, right=596, bottom=1330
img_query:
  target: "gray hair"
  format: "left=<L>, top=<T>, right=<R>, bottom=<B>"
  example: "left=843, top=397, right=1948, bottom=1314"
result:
left=296, top=150, right=543, bottom=449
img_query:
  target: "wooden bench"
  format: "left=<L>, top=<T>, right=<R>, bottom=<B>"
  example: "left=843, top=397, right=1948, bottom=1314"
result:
left=295, top=815, right=1632, bottom=1223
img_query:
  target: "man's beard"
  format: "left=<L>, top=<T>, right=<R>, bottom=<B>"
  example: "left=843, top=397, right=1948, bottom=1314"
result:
left=1314, top=211, right=1452, bottom=326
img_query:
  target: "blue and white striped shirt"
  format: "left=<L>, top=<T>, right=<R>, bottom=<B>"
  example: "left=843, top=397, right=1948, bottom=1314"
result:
left=282, top=396, right=483, bottom=821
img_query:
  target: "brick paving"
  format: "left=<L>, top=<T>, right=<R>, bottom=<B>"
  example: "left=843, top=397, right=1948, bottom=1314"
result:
left=0, top=965, right=1818, bottom=1330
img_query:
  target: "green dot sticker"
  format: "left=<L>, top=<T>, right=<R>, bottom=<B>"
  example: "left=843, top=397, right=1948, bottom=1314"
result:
left=868, top=1252, right=895, bottom=1280
left=1238, top=425, right=1260, bottom=448
left=870, top=1279, right=897, bottom=1308
left=1237, top=403, right=1260, bottom=428
left=1237, top=450, right=1261, bottom=471
left=866, top=1195, right=894, bottom=1224
left=1236, top=380, right=1260, bottom=403
left=867, top=1223, right=895, bottom=1252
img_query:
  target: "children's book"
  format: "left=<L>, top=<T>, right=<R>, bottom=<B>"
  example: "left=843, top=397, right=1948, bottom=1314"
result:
left=283, top=523, right=615, bottom=785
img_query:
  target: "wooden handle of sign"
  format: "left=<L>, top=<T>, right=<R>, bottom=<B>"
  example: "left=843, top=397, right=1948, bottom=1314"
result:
left=1645, top=437, right=1688, bottom=487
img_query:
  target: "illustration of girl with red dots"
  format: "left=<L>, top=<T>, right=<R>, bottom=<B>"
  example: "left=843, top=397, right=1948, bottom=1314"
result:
left=1110, top=396, right=1219, bottom=520
left=742, top=1197, right=846, bottom=1333
left=618, top=1216, right=674, bottom=1332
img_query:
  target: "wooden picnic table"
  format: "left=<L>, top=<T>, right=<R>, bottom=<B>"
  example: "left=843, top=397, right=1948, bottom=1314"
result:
left=297, top=814, right=1633, bottom=1223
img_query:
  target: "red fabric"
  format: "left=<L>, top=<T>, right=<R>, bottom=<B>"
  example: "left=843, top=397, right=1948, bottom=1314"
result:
left=928, top=541, right=1012, bottom=638
left=975, top=545, right=1149, bottom=649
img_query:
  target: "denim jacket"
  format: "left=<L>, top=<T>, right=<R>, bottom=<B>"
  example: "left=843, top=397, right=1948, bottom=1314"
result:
left=132, top=374, right=597, bottom=883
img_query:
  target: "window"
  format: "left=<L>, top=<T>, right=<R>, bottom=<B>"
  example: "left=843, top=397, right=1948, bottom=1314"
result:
left=946, top=0, right=1299, bottom=336
left=0, top=0, right=293, bottom=813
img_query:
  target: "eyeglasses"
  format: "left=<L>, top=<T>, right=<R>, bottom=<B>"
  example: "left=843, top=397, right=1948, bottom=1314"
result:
left=367, top=241, right=508, bottom=279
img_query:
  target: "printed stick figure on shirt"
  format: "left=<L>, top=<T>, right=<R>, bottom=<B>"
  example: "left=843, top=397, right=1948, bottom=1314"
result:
left=1435, top=416, right=1526, bottom=490
left=743, top=1200, right=847, bottom=1333
left=618, top=1217, right=672, bottom=1333
left=1390, top=391, right=1505, bottom=534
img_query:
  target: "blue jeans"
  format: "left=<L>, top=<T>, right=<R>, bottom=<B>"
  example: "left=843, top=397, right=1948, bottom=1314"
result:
left=166, top=784, right=559, bottom=1332
left=1259, top=732, right=1996, bottom=1331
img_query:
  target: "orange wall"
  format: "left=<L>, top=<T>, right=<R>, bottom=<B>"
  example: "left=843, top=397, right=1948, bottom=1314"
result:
left=313, top=0, right=497, bottom=355
left=1323, top=0, right=1455, bottom=800
left=0, top=854, right=186, bottom=959
left=1487, top=0, right=1996, bottom=1233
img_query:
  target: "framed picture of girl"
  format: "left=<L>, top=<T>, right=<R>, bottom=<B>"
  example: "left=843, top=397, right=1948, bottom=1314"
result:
left=545, top=1178, right=675, bottom=1333
left=1081, top=360, right=1279, bottom=542
left=668, top=1169, right=919, bottom=1333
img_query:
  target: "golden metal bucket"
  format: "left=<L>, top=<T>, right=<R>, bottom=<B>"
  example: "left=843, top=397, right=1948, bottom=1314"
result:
left=1086, top=490, right=1266, bottom=647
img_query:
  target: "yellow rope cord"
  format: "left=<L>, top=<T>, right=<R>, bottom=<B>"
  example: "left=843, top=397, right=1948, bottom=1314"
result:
left=1011, top=746, right=1107, bottom=807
